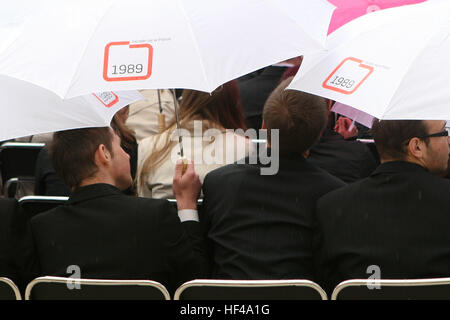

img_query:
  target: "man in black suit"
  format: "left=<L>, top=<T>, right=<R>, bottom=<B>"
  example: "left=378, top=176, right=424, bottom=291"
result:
left=30, top=127, right=205, bottom=294
left=0, top=198, right=36, bottom=292
left=201, top=77, right=345, bottom=280
left=238, top=65, right=288, bottom=131
left=238, top=57, right=302, bottom=131
left=315, top=119, right=450, bottom=295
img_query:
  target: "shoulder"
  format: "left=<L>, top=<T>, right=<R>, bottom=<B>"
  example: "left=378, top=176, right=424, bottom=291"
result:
left=138, top=131, right=172, bottom=158
left=203, top=162, right=253, bottom=187
left=304, top=159, right=346, bottom=188
left=133, top=196, right=172, bottom=211
left=317, top=177, right=365, bottom=209
left=139, top=133, right=159, bottom=149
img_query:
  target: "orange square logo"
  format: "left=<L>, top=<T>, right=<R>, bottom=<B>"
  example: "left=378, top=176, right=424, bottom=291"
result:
left=322, top=57, right=374, bottom=95
left=93, top=92, right=119, bottom=108
left=103, top=41, right=153, bottom=82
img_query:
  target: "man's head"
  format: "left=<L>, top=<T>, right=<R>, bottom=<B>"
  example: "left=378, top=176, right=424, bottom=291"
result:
left=262, top=77, right=328, bottom=155
left=371, top=119, right=450, bottom=175
left=50, top=127, right=132, bottom=190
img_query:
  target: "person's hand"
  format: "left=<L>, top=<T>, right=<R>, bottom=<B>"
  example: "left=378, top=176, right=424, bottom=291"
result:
left=172, top=159, right=201, bottom=210
left=334, top=117, right=358, bottom=139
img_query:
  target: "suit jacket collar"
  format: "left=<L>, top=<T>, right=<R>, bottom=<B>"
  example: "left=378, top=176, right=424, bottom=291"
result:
left=68, top=183, right=123, bottom=205
left=371, top=161, right=428, bottom=176
left=249, top=148, right=308, bottom=170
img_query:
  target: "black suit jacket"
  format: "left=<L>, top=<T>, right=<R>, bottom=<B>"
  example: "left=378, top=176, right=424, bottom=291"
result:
left=201, top=154, right=345, bottom=280
left=238, top=66, right=288, bottom=130
left=315, top=161, right=450, bottom=294
left=30, top=183, right=206, bottom=294
left=0, top=199, right=37, bottom=292
left=308, top=130, right=377, bottom=183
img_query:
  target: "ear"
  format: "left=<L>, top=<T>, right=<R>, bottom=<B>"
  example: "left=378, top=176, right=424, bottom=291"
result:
left=407, top=137, right=425, bottom=159
left=261, top=120, right=267, bottom=130
left=94, top=144, right=111, bottom=166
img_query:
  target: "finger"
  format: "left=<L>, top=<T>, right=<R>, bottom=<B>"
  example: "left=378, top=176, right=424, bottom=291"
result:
left=174, top=159, right=184, bottom=181
left=184, top=161, right=195, bottom=176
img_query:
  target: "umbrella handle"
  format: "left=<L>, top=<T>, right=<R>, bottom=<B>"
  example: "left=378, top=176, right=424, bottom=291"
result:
left=158, top=114, right=166, bottom=133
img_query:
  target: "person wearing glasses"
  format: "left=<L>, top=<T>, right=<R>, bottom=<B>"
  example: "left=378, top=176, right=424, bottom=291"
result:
left=313, top=119, right=450, bottom=295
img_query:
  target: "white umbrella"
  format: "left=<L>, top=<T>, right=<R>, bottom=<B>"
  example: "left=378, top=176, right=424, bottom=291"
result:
left=0, top=0, right=335, bottom=99
left=287, top=0, right=450, bottom=120
left=0, top=74, right=143, bottom=141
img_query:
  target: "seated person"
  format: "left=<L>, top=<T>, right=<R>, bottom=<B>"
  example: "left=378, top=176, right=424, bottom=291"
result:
left=200, top=77, right=345, bottom=280
left=137, top=81, right=252, bottom=199
left=308, top=104, right=377, bottom=183
left=29, top=126, right=206, bottom=295
left=0, top=198, right=36, bottom=294
left=126, top=89, right=176, bottom=142
left=34, top=111, right=136, bottom=196
left=34, top=147, right=71, bottom=196
left=315, top=119, right=450, bottom=295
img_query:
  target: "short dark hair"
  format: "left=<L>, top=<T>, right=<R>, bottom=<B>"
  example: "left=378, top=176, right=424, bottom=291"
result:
left=50, top=127, right=114, bottom=189
left=263, top=77, right=328, bottom=155
left=371, top=119, right=429, bottom=160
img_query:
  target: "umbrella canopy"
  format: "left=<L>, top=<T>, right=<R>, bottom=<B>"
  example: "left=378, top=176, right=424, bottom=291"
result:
left=0, top=0, right=335, bottom=99
left=327, top=0, right=427, bottom=34
left=0, top=74, right=143, bottom=141
left=288, top=0, right=450, bottom=120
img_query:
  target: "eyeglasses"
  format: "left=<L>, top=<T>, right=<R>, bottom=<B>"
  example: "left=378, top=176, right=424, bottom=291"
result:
left=417, top=129, right=449, bottom=139
left=403, top=128, right=449, bottom=146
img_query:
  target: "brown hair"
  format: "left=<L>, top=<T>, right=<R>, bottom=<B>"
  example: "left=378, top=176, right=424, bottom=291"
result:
left=371, top=119, right=429, bottom=160
left=263, top=77, right=328, bottom=155
left=50, top=127, right=113, bottom=189
left=138, top=81, right=246, bottom=189
left=111, top=113, right=136, bottom=150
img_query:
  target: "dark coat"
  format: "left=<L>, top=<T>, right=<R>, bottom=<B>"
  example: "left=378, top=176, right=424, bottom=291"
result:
left=238, top=66, right=288, bottom=130
left=0, top=198, right=37, bottom=292
left=315, top=161, right=450, bottom=294
left=201, top=153, right=345, bottom=280
left=30, top=183, right=206, bottom=294
left=308, top=130, right=377, bottom=183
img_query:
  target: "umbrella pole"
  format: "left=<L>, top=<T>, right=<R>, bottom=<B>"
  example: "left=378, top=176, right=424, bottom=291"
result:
left=157, top=89, right=165, bottom=133
left=172, top=89, right=184, bottom=158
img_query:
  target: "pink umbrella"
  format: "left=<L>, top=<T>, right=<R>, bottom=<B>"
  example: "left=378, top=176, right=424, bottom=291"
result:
left=327, top=0, right=427, bottom=34
left=331, top=102, right=375, bottom=128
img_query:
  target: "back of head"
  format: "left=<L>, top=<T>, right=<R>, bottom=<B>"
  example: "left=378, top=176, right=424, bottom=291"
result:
left=50, top=127, right=113, bottom=190
left=178, top=80, right=247, bottom=130
left=263, top=77, right=328, bottom=155
left=371, top=119, right=429, bottom=161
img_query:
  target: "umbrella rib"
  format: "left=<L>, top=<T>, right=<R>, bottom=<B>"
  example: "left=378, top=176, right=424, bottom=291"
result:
left=266, top=0, right=328, bottom=52
left=62, top=1, right=116, bottom=99
left=176, top=0, right=211, bottom=92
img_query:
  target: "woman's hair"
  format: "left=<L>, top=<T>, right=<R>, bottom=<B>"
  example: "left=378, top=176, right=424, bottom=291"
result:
left=111, top=112, right=136, bottom=150
left=138, top=80, right=247, bottom=189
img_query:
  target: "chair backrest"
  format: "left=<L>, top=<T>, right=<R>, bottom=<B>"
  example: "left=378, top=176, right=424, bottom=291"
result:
left=332, top=278, right=450, bottom=300
left=0, top=277, right=22, bottom=300
left=18, top=196, right=69, bottom=220
left=25, top=276, right=170, bottom=300
left=174, top=279, right=327, bottom=300
left=0, top=142, right=45, bottom=182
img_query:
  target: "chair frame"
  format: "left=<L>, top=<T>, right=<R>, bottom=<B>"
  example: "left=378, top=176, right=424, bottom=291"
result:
left=331, top=277, right=450, bottom=300
left=25, top=276, right=171, bottom=300
left=0, top=142, right=45, bottom=195
left=174, top=279, right=328, bottom=300
left=0, top=277, right=22, bottom=300
left=18, top=195, right=70, bottom=203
